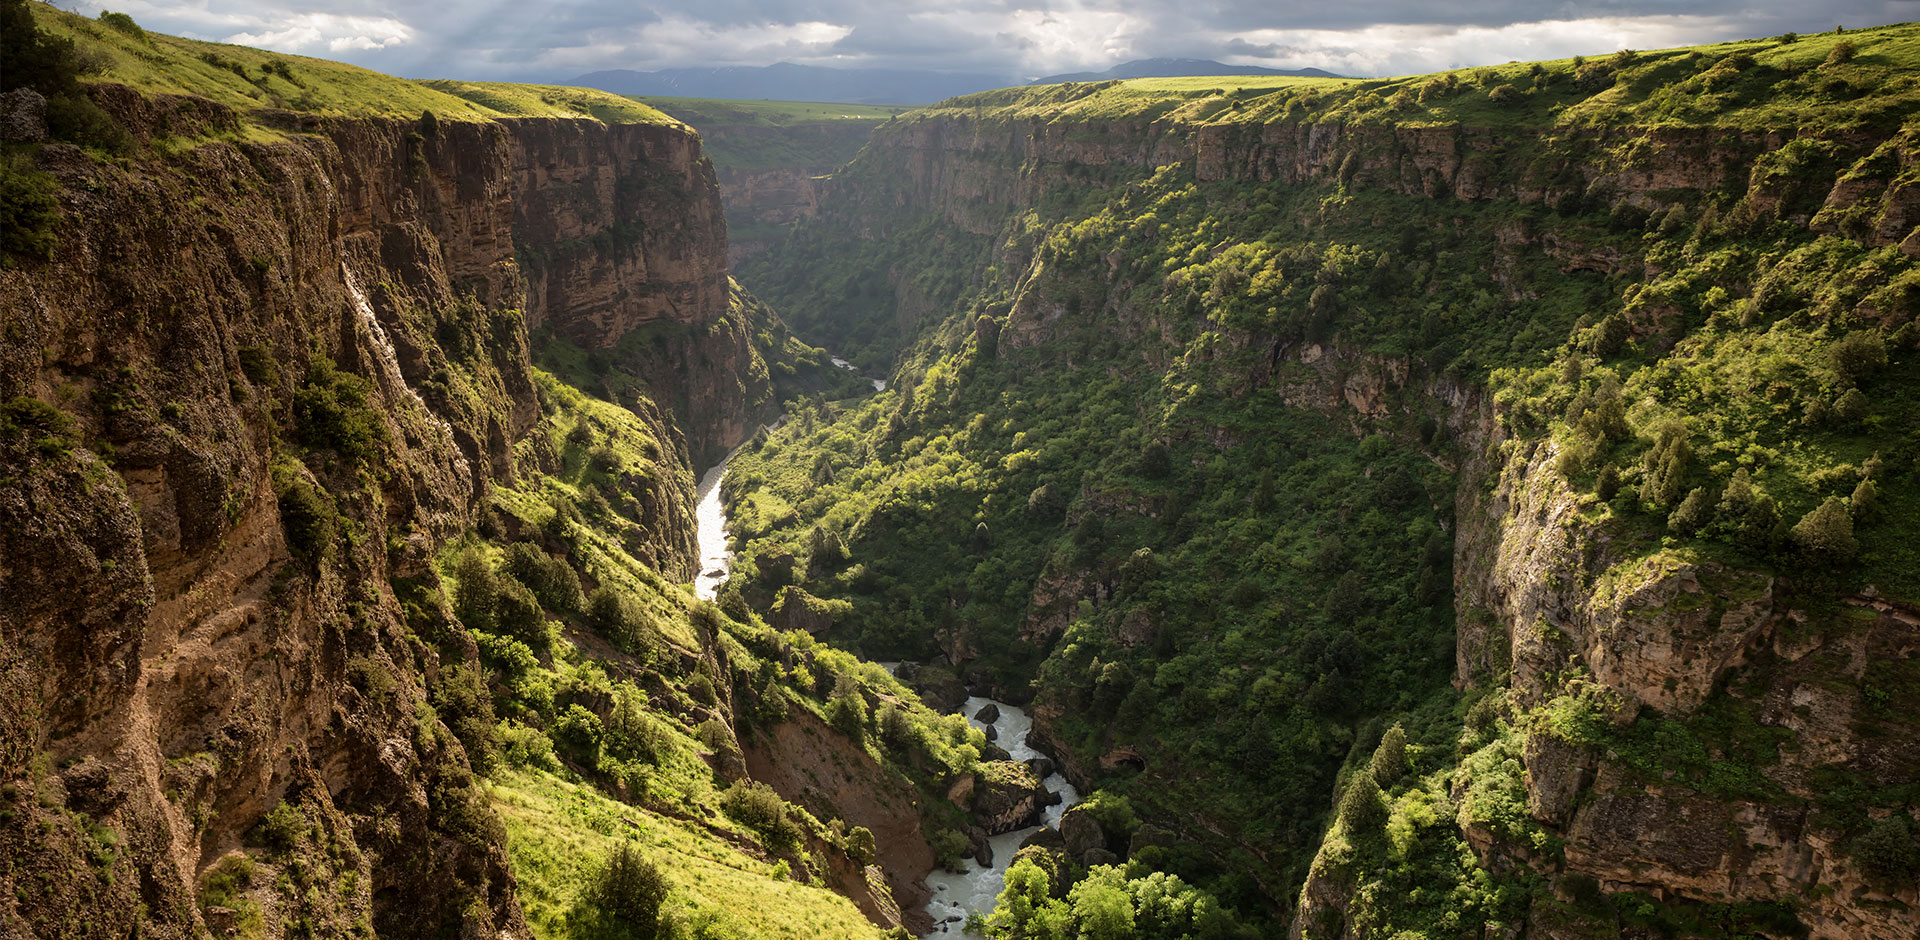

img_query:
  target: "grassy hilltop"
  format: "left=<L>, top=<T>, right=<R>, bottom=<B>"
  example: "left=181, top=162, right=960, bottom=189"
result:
left=19, top=1, right=676, bottom=125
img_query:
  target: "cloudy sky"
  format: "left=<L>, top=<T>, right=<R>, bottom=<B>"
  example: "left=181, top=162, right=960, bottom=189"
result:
left=70, top=1, right=1920, bottom=81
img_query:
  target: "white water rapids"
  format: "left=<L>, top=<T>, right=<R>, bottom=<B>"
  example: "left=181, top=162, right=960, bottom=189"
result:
left=831, top=356, right=888, bottom=392
left=692, top=448, right=734, bottom=601
left=923, top=698, right=1080, bottom=937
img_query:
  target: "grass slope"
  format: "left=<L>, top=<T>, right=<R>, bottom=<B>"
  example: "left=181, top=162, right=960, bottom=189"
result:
left=25, top=2, right=674, bottom=124
left=932, top=23, right=1915, bottom=132
left=491, top=768, right=886, bottom=940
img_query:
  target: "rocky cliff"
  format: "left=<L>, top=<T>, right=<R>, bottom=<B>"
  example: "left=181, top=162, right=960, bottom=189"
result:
left=735, top=41, right=1920, bottom=938
left=0, top=75, right=760, bottom=938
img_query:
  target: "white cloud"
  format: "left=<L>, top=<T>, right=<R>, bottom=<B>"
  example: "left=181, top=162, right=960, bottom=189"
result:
left=224, top=13, right=415, bottom=54
left=1211, top=16, right=1746, bottom=77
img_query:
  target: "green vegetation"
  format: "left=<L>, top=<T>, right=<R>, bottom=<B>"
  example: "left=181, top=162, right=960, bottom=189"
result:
left=9, top=1, right=683, bottom=127
left=490, top=768, right=885, bottom=940
left=421, top=80, right=678, bottom=125
left=946, top=25, right=1917, bottom=133
left=727, top=19, right=1920, bottom=938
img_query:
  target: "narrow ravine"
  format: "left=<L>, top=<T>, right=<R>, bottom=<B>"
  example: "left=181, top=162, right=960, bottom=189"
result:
left=924, top=698, right=1081, bottom=937
left=690, top=360, right=1072, bottom=938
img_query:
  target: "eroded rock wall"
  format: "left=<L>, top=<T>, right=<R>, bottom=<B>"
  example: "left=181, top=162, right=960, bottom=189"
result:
left=0, top=88, right=743, bottom=940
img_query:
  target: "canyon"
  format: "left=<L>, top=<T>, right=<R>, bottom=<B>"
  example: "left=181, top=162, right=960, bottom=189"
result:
left=4, top=6, right=1920, bottom=940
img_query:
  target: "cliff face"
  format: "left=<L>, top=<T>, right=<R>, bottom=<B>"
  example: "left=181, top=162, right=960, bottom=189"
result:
left=509, top=117, right=732, bottom=346
left=739, top=79, right=1920, bottom=936
left=717, top=167, right=825, bottom=264
left=0, top=86, right=746, bottom=939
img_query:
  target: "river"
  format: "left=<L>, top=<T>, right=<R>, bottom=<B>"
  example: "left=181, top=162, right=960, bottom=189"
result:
left=923, top=697, right=1080, bottom=937
left=690, top=364, right=1075, bottom=938
left=832, top=355, right=888, bottom=392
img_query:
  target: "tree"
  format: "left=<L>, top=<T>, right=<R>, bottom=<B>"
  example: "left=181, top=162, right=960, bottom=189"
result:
left=1829, top=331, right=1887, bottom=383
left=1791, top=496, right=1857, bottom=563
left=591, top=841, right=671, bottom=937
left=1369, top=724, right=1408, bottom=786
left=1338, top=771, right=1388, bottom=834
left=1667, top=487, right=1711, bottom=536
left=828, top=674, right=869, bottom=744
left=1852, top=477, right=1879, bottom=520
left=1639, top=421, right=1691, bottom=511
left=492, top=573, right=549, bottom=649
left=1069, top=866, right=1137, bottom=940
left=453, top=548, right=497, bottom=632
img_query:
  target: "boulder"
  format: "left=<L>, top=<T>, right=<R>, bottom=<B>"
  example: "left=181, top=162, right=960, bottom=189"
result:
left=974, top=702, right=1001, bottom=724
left=1083, top=848, right=1122, bottom=866
left=982, top=723, right=998, bottom=741
left=1019, top=826, right=1066, bottom=853
left=1129, top=825, right=1173, bottom=856
left=946, top=773, right=976, bottom=809
left=1061, top=808, right=1106, bottom=858
left=0, top=88, right=47, bottom=143
left=907, top=666, right=967, bottom=713
left=1026, top=756, right=1056, bottom=779
left=971, top=761, right=1047, bottom=834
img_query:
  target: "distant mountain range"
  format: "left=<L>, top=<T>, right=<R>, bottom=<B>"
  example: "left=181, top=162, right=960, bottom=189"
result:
left=1031, top=58, right=1345, bottom=84
left=570, top=58, right=1346, bottom=105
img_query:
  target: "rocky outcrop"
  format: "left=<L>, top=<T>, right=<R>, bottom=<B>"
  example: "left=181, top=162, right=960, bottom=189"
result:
left=966, top=761, right=1048, bottom=834
left=508, top=117, right=729, bottom=346
left=0, top=82, right=757, bottom=940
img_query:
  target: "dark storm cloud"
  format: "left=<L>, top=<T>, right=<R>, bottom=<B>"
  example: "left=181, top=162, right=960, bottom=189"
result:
left=93, top=0, right=1920, bottom=82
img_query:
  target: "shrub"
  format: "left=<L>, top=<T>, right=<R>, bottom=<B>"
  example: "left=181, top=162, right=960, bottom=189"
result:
left=1667, top=487, right=1711, bottom=536
left=97, top=10, right=146, bottom=42
left=1, top=395, right=74, bottom=456
left=1825, top=40, right=1858, bottom=66
left=453, top=548, right=497, bottom=632
left=1853, top=814, right=1919, bottom=888
left=719, top=780, right=801, bottom=852
left=492, top=573, right=549, bottom=649
left=498, top=720, right=558, bottom=770
left=827, top=675, right=868, bottom=743
left=846, top=826, right=876, bottom=866
left=0, top=155, right=61, bottom=265
left=256, top=801, right=307, bottom=854
left=1852, top=477, right=1878, bottom=520
left=292, top=355, right=388, bottom=463
left=1338, top=772, right=1387, bottom=834
left=0, top=0, right=129, bottom=151
left=1369, top=724, right=1407, bottom=786
left=590, top=841, right=671, bottom=937
left=551, top=703, right=604, bottom=761
left=236, top=345, right=278, bottom=387
left=1487, top=84, right=1520, bottom=104
left=434, top=664, right=501, bottom=775
left=586, top=586, right=651, bottom=653
left=272, top=461, right=334, bottom=564
left=503, top=542, right=583, bottom=614
left=1829, top=331, right=1887, bottom=383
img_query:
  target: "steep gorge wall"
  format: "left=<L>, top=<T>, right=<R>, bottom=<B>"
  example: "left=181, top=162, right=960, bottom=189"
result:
left=770, top=102, right=1920, bottom=936
left=0, top=88, right=749, bottom=939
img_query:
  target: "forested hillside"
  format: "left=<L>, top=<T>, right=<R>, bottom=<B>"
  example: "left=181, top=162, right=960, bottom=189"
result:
left=728, top=24, right=1920, bottom=939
